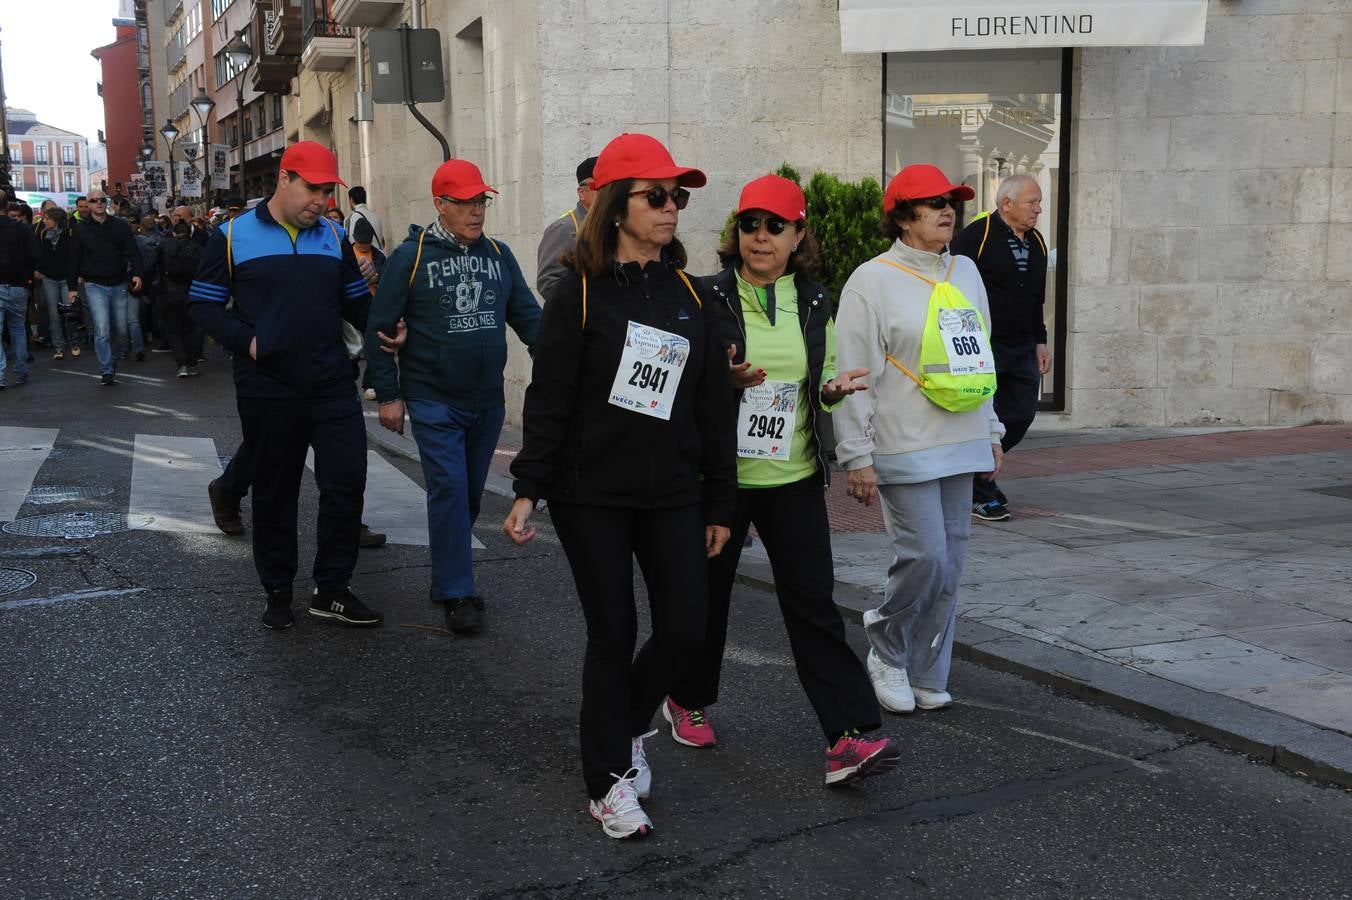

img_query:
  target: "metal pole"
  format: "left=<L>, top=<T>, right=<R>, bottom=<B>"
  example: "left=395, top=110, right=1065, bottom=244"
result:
left=400, top=25, right=449, bottom=161
left=236, top=80, right=244, bottom=193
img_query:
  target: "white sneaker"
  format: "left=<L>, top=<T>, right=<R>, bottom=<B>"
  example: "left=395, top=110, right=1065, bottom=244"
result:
left=631, top=728, right=657, bottom=799
left=867, top=649, right=916, bottom=714
left=914, top=687, right=953, bottom=710
left=588, top=769, right=653, bottom=839
left=176, top=366, right=189, bottom=378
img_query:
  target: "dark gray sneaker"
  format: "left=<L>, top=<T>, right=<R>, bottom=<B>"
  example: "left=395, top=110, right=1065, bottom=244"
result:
left=972, top=500, right=1011, bottom=522
left=445, top=596, right=483, bottom=634
left=261, top=587, right=294, bottom=630
left=309, top=586, right=383, bottom=626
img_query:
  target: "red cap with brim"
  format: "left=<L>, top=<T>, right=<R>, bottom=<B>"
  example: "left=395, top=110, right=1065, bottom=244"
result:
left=884, top=164, right=974, bottom=212
left=431, top=159, right=498, bottom=200
left=279, top=140, right=347, bottom=187
left=737, top=174, right=807, bottom=222
left=591, top=133, right=706, bottom=191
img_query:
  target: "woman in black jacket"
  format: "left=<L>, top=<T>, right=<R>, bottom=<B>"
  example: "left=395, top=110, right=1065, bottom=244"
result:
left=504, top=133, right=736, bottom=840
left=663, top=175, right=900, bottom=786
left=35, top=208, right=74, bottom=359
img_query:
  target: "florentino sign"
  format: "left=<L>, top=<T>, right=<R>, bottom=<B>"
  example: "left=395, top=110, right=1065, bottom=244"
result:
left=839, top=1, right=1208, bottom=53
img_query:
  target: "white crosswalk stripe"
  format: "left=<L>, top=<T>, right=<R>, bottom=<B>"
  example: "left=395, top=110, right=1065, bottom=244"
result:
left=129, top=435, right=222, bottom=534
left=2, top=428, right=484, bottom=551
left=0, top=427, right=58, bottom=522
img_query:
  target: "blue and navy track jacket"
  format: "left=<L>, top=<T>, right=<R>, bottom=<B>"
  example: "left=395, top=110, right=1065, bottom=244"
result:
left=188, top=199, right=369, bottom=400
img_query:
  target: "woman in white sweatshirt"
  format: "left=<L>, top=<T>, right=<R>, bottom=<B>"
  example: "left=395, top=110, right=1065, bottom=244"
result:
left=833, top=164, right=1005, bottom=713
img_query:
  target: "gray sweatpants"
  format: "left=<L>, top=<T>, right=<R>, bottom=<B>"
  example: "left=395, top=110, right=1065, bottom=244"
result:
left=866, top=473, right=974, bottom=691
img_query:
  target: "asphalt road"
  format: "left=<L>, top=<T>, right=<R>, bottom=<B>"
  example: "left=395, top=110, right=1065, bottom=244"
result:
left=3, top=352, right=1352, bottom=898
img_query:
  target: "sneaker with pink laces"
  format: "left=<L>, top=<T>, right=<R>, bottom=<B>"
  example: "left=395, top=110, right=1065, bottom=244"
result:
left=662, top=697, right=716, bottom=748
left=824, top=734, right=901, bottom=786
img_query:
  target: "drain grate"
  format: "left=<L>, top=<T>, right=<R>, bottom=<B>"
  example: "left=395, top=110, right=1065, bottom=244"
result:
left=0, top=568, right=37, bottom=595
left=2, top=512, right=155, bottom=539
left=25, top=485, right=114, bottom=505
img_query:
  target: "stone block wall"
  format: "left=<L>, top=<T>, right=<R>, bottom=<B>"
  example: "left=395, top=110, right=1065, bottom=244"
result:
left=1065, top=0, right=1352, bottom=426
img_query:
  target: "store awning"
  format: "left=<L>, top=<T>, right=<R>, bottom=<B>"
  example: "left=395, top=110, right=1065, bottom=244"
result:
left=840, top=0, right=1209, bottom=53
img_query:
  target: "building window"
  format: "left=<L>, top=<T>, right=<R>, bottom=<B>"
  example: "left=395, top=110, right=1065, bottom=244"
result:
left=212, top=0, right=234, bottom=18
left=38, top=172, right=50, bottom=190
left=61, top=143, right=75, bottom=165
left=35, top=144, right=48, bottom=164
left=64, top=172, right=76, bottom=190
left=884, top=48, right=1070, bottom=407
left=256, top=103, right=265, bottom=135
left=272, top=94, right=284, bottom=130
left=214, top=49, right=247, bottom=86
left=7, top=146, right=18, bottom=163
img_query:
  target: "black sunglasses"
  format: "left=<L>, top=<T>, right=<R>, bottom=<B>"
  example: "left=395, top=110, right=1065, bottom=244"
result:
left=89, top=197, right=108, bottom=204
left=628, top=186, right=690, bottom=210
left=736, top=215, right=792, bottom=236
left=915, top=195, right=956, bottom=210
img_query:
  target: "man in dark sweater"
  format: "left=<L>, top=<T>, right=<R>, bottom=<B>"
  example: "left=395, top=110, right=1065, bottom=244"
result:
left=66, top=189, right=144, bottom=385
left=0, top=189, right=41, bottom=389
left=365, top=158, right=541, bottom=634
left=952, top=174, right=1051, bottom=521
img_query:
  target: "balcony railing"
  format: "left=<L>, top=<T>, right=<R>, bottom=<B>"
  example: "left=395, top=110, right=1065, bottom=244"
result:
left=303, top=17, right=352, bottom=44
left=166, top=35, right=186, bottom=72
left=164, top=0, right=182, bottom=24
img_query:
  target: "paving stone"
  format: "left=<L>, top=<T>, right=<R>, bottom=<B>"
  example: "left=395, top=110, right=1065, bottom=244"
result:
left=972, top=593, right=1219, bottom=651
left=1135, top=591, right=1336, bottom=633
left=1051, top=572, right=1233, bottom=604
left=1222, top=673, right=1352, bottom=735
left=1235, top=622, right=1352, bottom=674
left=1104, top=636, right=1330, bottom=692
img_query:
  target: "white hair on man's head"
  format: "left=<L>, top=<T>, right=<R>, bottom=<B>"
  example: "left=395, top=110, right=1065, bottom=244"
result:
left=995, top=174, right=1039, bottom=209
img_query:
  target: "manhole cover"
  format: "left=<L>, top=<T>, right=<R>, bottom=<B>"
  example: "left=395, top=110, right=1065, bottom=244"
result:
left=0, top=568, right=37, bottom=595
left=2, top=512, right=155, bottom=539
left=24, top=485, right=114, bottom=505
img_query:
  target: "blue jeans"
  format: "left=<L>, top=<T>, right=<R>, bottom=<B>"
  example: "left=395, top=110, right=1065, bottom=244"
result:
left=38, top=278, right=65, bottom=352
left=0, top=285, right=28, bottom=382
left=83, top=282, right=130, bottom=375
left=406, top=400, right=505, bottom=600
left=117, top=289, right=143, bottom=358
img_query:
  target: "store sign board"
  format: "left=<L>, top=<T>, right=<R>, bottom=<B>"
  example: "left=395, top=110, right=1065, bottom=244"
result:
left=841, top=0, right=1208, bottom=53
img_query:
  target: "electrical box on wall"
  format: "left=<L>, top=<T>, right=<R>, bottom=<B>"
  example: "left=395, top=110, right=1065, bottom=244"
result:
left=353, top=91, right=374, bottom=122
left=368, top=27, right=445, bottom=105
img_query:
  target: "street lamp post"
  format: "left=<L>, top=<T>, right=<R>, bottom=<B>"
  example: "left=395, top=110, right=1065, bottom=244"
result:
left=159, top=119, right=180, bottom=208
left=189, top=87, right=216, bottom=205
left=223, top=29, right=254, bottom=195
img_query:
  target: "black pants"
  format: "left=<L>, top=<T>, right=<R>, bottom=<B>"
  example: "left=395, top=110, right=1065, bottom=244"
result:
left=218, top=437, right=256, bottom=500
left=670, top=476, right=880, bottom=741
left=549, top=502, right=709, bottom=800
left=154, top=288, right=202, bottom=367
left=236, top=393, right=366, bottom=592
left=974, top=340, right=1039, bottom=506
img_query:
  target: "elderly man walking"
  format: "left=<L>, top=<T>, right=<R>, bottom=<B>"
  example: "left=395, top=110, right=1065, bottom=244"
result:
left=535, top=156, right=596, bottom=303
left=189, top=141, right=382, bottom=631
left=365, top=158, right=540, bottom=635
left=952, top=174, right=1051, bottom=521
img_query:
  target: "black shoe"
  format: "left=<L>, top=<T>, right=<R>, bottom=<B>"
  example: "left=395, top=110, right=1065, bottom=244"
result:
left=261, top=587, right=294, bottom=630
left=358, top=523, right=387, bottom=548
left=100, top=373, right=115, bottom=386
left=135, top=350, right=146, bottom=362
left=445, top=596, right=483, bottom=634
left=207, top=478, right=245, bottom=536
left=309, top=586, right=383, bottom=626
left=972, top=500, right=1012, bottom=522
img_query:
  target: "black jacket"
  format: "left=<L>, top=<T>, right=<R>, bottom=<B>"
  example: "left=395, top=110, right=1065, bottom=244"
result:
left=67, top=214, right=144, bottom=289
left=0, top=215, right=41, bottom=286
left=951, top=211, right=1047, bottom=345
left=705, top=267, right=835, bottom=486
left=36, top=224, right=73, bottom=281
left=511, top=255, right=737, bottom=525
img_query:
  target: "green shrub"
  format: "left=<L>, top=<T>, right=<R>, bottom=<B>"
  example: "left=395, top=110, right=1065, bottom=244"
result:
left=717, top=164, right=890, bottom=312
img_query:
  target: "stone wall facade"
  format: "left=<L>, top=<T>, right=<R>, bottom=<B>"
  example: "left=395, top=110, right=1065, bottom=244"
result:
left=289, top=0, right=1349, bottom=427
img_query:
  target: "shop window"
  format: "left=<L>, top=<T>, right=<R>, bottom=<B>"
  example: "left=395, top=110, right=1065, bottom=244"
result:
left=884, top=48, right=1070, bottom=408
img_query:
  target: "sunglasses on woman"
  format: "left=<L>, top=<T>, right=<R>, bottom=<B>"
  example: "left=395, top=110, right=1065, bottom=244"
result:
left=736, top=215, right=792, bottom=236
left=628, top=186, right=690, bottom=210
left=915, top=195, right=956, bottom=210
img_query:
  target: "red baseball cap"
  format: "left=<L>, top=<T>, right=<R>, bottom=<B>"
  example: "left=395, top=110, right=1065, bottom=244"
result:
left=883, top=164, right=974, bottom=212
left=279, top=141, right=346, bottom=187
left=591, top=133, right=706, bottom=191
left=737, top=175, right=807, bottom=222
left=431, top=159, right=498, bottom=200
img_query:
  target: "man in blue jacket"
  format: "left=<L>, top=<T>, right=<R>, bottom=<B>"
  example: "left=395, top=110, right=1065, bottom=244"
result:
left=365, top=158, right=541, bottom=635
left=189, top=142, right=382, bottom=631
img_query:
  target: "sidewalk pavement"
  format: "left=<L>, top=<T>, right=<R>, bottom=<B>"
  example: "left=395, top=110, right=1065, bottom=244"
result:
left=365, top=408, right=1352, bottom=787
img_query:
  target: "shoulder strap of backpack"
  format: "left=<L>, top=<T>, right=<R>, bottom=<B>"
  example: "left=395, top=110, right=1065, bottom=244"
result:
left=674, top=269, right=701, bottom=307
left=1032, top=228, right=1047, bottom=255
left=226, top=217, right=234, bottom=283
left=976, top=213, right=992, bottom=261
left=407, top=229, right=428, bottom=288
left=872, top=256, right=955, bottom=285
left=581, top=273, right=588, bottom=329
